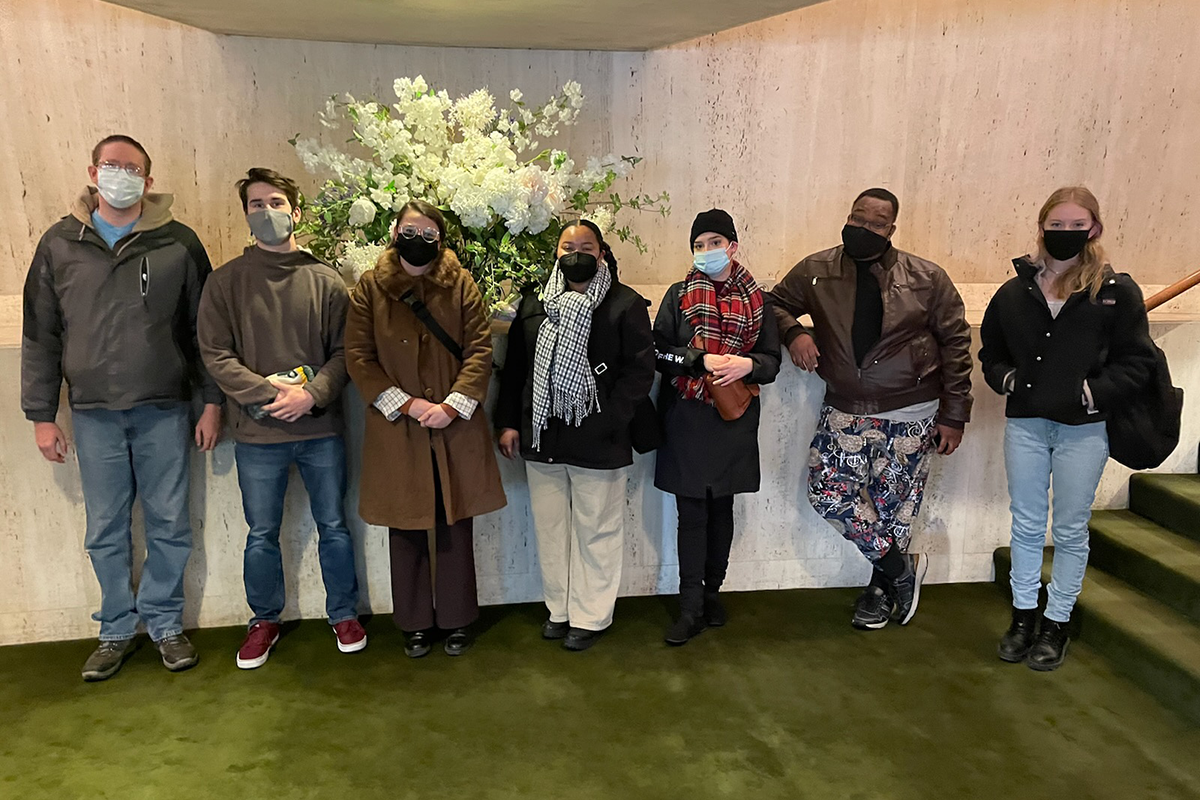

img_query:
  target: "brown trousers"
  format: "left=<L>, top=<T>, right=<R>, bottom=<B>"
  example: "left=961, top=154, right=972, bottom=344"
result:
left=387, top=458, right=479, bottom=632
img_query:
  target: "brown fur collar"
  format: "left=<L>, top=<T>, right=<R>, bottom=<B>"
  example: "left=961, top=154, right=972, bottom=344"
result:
left=374, top=244, right=463, bottom=298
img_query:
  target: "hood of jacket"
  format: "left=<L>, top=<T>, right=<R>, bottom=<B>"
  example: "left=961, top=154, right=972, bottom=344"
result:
left=70, top=185, right=176, bottom=232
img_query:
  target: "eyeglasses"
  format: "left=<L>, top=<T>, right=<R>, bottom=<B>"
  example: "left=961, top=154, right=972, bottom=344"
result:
left=398, top=224, right=440, bottom=243
left=96, top=161, right=147, bottom=178
left=848, top=215, right=891, bottom=235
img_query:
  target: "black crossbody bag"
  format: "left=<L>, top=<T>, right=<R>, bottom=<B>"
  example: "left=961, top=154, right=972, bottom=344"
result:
left=401, top=289, right=463, bottom=361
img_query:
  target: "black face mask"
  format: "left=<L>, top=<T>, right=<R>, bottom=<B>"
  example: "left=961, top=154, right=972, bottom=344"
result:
left=841, top=224, right=890, bottom=261
left=394, top=235, right=440, bottom=268
left=559, top=252, right=599, bottom=284
left=1042, top=229, right=1090, bottom=261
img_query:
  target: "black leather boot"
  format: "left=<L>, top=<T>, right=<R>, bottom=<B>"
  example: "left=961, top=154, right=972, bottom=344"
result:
left=1027, top=615, right=1069, bottom=671
left=997, top=607, right=1039, bottom=663
left=703, top=592, right=727, bottom=627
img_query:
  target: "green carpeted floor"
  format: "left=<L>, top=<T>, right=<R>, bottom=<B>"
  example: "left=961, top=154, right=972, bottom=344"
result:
left=2, top=584, right=1198, bottom=800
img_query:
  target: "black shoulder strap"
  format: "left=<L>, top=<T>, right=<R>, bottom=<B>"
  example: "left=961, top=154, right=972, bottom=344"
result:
left=400, top=289, right=463, bottom=361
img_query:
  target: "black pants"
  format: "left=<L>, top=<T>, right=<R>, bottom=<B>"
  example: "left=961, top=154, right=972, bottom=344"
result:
left=387, top=457, right=479, bottom=632
left=675, top=492, right=736, bottom=617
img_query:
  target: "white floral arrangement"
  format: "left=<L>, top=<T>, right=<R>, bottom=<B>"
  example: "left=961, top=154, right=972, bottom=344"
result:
left=291, top=76, right=667, bottom=313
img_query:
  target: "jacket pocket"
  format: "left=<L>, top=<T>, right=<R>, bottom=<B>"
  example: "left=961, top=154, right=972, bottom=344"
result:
left=911, top=334, right=939, bottom=382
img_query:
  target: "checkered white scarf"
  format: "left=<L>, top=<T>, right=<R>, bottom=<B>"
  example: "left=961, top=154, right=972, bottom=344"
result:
left=531, top=262, right=612, bottom=451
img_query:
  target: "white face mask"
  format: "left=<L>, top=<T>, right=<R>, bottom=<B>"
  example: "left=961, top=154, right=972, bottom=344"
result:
left=96, top=169, right=146, bottom=209
left=693, top=247, right=731, bottom=277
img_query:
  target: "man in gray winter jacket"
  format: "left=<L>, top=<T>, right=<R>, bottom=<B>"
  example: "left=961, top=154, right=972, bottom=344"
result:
left=21, top=135, right=222, bottom=681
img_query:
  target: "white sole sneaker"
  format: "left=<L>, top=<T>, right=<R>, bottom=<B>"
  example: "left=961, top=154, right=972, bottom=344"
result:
left=235, top=632, right=280, bottom=670
left=337, top=634, right=367, bottom=654
left=852, top=618, right=890, bottom=631
left=899, top=554, right=929, bottom=626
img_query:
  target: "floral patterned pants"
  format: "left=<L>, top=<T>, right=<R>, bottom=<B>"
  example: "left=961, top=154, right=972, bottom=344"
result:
left=807, top=406, right=937, bottom=562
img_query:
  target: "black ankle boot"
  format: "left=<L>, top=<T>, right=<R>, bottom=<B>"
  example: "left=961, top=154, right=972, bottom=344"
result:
left=703, top=592, right=727, bottom=627
left=1027, top=615, right=1069, bottom=671
left=997, top=607, right=1039, bottom=663
left=664, top=615, right=707, bottom=646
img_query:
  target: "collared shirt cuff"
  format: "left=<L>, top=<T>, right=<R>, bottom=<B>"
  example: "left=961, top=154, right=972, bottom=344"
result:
left=375, top=387, right=412, bottom=422
left=444, top=392, right=479, bottom=421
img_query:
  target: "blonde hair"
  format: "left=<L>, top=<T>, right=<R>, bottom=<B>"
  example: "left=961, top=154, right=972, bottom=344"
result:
left=1035, top=186, right=1108, bottom=299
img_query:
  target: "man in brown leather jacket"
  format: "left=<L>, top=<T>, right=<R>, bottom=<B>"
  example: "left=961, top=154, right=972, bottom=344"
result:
left=769, top=188, right=972, bottom=631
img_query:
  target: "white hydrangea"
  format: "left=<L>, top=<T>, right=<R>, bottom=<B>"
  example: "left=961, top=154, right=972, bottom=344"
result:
left=451, top=89, right=497, bottom=133
left=339, top=242, right=387, bottom=282
left=348, top=197, right=377, bottom=227
left=369, top=187, right=394, bottom=208
left=583, top=206, right=616, bottom=234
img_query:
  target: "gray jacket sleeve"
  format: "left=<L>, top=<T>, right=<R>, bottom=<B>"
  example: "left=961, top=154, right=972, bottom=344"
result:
left=182, top=233, right=225, bottom=406
left=20, top=237, right=64, bottom=423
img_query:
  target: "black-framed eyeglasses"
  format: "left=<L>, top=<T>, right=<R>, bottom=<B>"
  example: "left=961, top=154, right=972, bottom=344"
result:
left=848, top=214, right=891, bottom=235
left=398, top=224, right=440, bottom=243
left=97, top=161, right=147, bottom=178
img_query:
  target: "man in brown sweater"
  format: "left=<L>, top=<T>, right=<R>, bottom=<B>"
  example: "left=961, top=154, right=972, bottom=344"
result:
left=198, top=168, right=363, bottom=669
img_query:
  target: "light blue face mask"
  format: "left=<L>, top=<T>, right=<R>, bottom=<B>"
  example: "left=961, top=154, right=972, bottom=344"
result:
left=693, top=247, right=731, bottom=277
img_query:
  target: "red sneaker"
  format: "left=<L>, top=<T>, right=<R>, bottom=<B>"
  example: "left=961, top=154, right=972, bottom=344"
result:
left=334, top=619, right=367, bottom=653
left=236, top=621, right=281, bottom=669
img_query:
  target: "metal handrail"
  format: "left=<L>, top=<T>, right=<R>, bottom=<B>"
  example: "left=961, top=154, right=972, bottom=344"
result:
left=1145, top=270, right=1200, bottom=312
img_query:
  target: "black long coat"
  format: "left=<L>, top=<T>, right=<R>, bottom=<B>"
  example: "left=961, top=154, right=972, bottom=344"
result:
left=653, top=281, right=781, bottom=499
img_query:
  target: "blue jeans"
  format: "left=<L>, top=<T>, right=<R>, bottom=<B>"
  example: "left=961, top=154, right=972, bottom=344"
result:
left=1004, top=417, right=1109, bottom=623
left=73, top=404, right=192, bottom=643
left=234, top=436, right=359, bottom=626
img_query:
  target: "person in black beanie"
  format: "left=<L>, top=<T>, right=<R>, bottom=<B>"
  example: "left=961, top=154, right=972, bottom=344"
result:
left=653, top=209, right=781, bottom=645
left=769, top=189, right=973, bottom=631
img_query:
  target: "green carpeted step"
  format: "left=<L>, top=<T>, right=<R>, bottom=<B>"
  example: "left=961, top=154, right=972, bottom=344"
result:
left=1129, top=473, right=1200, bottom=544
left=1089, top=509, right=1200, bottom=626
left=994, top=546, right=1200, bottom=725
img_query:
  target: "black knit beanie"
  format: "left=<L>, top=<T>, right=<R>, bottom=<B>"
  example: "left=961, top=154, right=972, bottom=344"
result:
left=690, top=208, right=738, bottom=247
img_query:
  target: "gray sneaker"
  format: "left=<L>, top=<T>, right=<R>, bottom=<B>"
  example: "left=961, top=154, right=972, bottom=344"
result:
left=81, top=639, right=136, bottom=682
left=157, top=634, right=199, bottom=672
left=851, top=585, right=895, bottom=630
left=892, top=552, right=929, bottom=625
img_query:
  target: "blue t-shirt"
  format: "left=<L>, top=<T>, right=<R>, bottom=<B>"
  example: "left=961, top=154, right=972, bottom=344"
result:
left=91, top=210, right=138, bottom=249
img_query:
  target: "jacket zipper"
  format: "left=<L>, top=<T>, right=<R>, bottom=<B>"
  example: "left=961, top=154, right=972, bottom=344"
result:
left=139, top=256, right=150, bottom=305
left=116, top=232, right=142, bottom=257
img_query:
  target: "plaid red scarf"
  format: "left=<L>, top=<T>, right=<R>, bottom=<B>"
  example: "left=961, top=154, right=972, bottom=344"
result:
left=672, top=260, right=765, bottom=404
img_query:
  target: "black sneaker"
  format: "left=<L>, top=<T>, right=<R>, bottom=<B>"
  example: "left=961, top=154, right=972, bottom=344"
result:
left=703, top=593, right=727, bottom=627
left=664, top=615, right=707, bottom=646
left=997, top=608, right=1039, bottom=663
left=81, top=639, right=136, bottom=682
left=1027, top=616, right=1069, bottom=671
left=892, top=552, right=928, bottom=625
left=562, top=628, right=604, bottom=651
left=541, top=619, right=569, bottom=640
left=156, top=634, right=199, bottom=672
left=851, top=586, right=895, bottom=630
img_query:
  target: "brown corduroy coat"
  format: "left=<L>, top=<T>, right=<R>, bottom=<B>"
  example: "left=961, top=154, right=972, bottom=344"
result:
left=345, top=246, right=506, bottom=529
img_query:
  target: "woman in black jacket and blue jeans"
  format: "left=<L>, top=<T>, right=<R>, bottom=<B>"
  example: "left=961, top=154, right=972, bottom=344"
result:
left=497, top=220, right=655, bottom=651
left=654, top=209, right=780, bottom=645
left=980, top=186, right=1155, bottom=671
